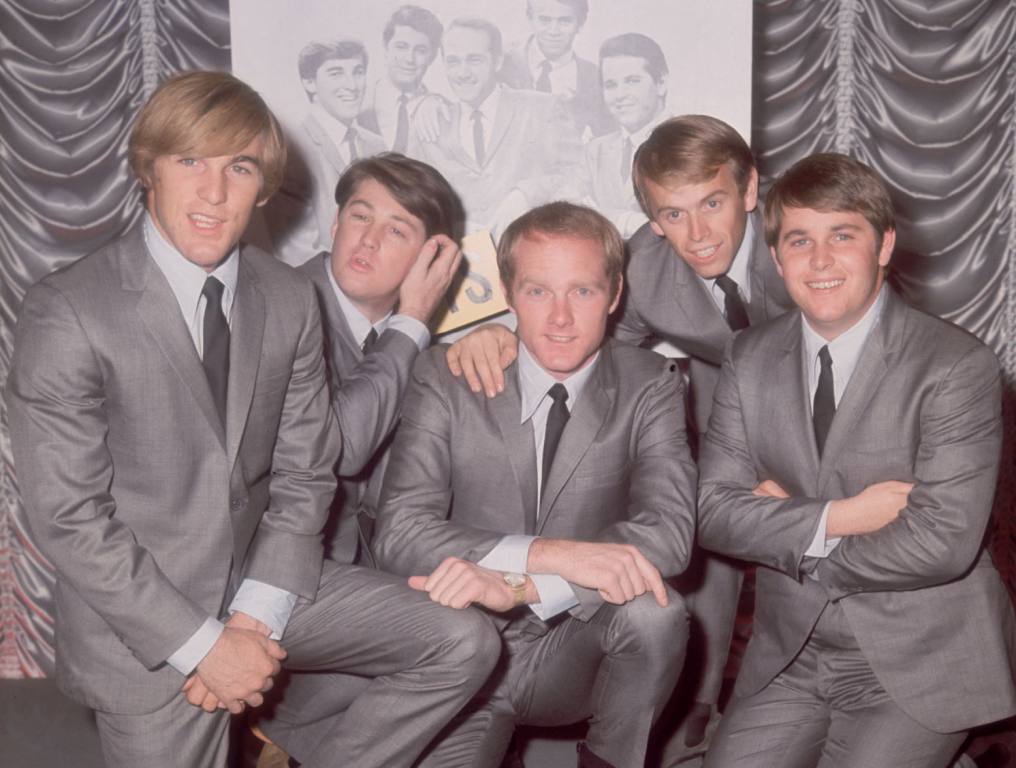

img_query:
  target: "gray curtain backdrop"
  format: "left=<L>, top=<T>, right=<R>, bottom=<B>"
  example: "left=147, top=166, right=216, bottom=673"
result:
left=0, top=0, right=1012, bottom=678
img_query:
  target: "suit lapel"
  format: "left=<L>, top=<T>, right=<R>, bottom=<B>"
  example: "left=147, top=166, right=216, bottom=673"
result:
left=538, top=349, right=613, bottom=531
left=817, top=292, right=899, bottom=487
left=226, top=251, right=266, bottom=469
left=485, top=92, right=516, bottom=166
left=124, top=229, right=226, bottom=449
left=309, top=253, right=362, bottom=377
left=671, top=257, right=732, bottom=365
left=304, top=113, right=346, bottom=175
left=490, top=369, right=538, bottom=534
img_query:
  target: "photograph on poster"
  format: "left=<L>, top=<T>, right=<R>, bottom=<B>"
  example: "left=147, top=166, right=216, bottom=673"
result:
left=232, top=0, right=750, bottom=332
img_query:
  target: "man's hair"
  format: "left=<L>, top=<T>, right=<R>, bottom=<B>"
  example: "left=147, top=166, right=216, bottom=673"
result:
left=632, top=115, right=755, bottom=215
left=497, top=201, right=624, bottom=301
left=383, top=5, right=443, bottom=54
left=298, top=39, right=368, bottom=84
left=599, top=33, right=668, bottom=83
left=445, top=17, right=503, bottom=61
left=526, top=0, right=589, bottom=28
left=128, top=70, right=286, bottom=200
left=764, top=152, right=896, bottom=250
left=335, top=153, right=466, bottom=242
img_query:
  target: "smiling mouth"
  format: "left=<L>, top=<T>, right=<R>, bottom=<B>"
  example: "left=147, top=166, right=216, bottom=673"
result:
left=189, top=213, right=222, bottom=230
left=545, top=334, right=575, bottom=344
left=807, top=279, right=845, bottom=290
left=690, top=245, right=720, bottom=260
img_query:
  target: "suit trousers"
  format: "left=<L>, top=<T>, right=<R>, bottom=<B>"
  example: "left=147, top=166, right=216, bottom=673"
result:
left=96, top=563, right=500, bottom=768
left=703, top=602, right=967, bottom=768
left=417, top=589, right=689, bottom=768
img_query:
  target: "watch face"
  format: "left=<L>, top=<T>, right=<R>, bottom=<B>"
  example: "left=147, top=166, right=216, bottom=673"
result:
left=503, top=572, right=526, bottom=588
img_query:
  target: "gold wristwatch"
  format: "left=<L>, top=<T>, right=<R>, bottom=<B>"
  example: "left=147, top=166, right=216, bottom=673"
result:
left=503, top=572, right=527, bottom=606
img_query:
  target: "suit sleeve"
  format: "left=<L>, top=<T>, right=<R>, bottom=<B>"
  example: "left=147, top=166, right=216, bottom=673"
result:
left=697, top=342, right=828, bottom=577
left=815, top=343, right=1002, bottom=598
left=333, top=328, right=419, bottom=477
left=571, top=360, right=698, bottom=619
left=373, top=351, right=505, bottom=576
left=6, top=283, right=210, bottom=668
left=241, top=280, right=340, bottom=601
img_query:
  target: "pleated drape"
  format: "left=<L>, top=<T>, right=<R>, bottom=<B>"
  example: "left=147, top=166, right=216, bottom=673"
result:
left=0, top=0, right=1013, bottom=677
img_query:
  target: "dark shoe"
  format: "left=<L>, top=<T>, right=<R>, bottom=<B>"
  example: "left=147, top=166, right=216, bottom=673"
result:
left=577, top=742, right=616, bottom=768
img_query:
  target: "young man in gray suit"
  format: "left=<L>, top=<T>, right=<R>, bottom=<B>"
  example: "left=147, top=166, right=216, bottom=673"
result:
left=699, top=153, right=1016, bottom=767
left=6, top=71, right=497, bottom=768
left=374, top=202, right=698, bottom=768
left=255, top=153, right=466, bottom=761
left=446, top=115, right=792, bottom=754
left=409, top=16, right=581, bottom=238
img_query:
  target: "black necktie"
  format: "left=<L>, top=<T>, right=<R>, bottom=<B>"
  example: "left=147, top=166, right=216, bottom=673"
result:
left=541, top=383, right=570, bottom=494
left=361, top=327, right=379, bottom=354
left=471, top=109, right=485, bottom=166
left=345, top=125, right=359, bottom=162
left=714, top=274, right=750, bottom=331
left=620, top=136, right=633, bottom=181
left=535, top=61, right=552, bottom=92
left=201, top=277, right=229, bottom=426
left=393, top=94, right=409, bottom=153
left=813, top=345, right=835, bottom=456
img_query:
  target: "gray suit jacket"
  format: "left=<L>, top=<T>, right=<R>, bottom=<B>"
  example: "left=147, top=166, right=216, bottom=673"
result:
left=697, top=288, right=1016, bottom=732
left=498, top=40, right=613, bottom=138
left=614, top=214, right=793, bottom=433
left=373, top=340, right=698, bottom=622
left=408, top=88, right=581, bottom=231
left=6, top=227, right=340, bottom=714
left=298, top=253, right=420, bottom=563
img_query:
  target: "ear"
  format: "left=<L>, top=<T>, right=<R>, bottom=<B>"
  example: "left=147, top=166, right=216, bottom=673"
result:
left=502, top=279, right=516, bottom=313
left=608, top=274, right=624, bottom=314
left=770, top=245, right=784, bottom=278
left=330, top=208, right=341, bottom=241
left=649, top=220, right=665, bottom=238
left=302, top=78, right=318, bottom=98
left=878, top=228, right=896, bottom=268
left=742, top=167, right=759, bottom=213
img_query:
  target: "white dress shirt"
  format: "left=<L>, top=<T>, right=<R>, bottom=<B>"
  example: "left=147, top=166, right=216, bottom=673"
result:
left=457, top=86, right=502, bottom=164
left=144, top=215, right=297, bottom=674
left=477, top=343, right=600, bottom=620
left=803, top=284, right=889, bottom=559
left=325, top=260, right=429, bottom=351
left=525, top=37, right=579, bottom=99
left=701, top=216, right=755, bottom=311
left=370, top=77, right=427, bottom=150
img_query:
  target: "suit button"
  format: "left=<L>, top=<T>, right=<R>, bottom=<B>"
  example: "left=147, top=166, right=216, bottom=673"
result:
left=230, top=498, right=245, bottom=511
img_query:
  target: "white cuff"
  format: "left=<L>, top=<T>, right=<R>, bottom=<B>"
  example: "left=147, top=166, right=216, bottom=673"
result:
left=805, top=502, right=842, bottom=558
left=528, top=574, right=579, bottom=620
left=477, top=535, right=534, bottom=574
left=229, top=579, right=298, bottom=640
left=166, top=617, right=224, bottom=675
left=388, top=314, right=430, bottom=351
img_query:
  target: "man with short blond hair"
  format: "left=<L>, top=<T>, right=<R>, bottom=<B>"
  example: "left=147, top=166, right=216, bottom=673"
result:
left=375, top=201, right=697, bottom=768
left=6, top=71, right=496, bottom=768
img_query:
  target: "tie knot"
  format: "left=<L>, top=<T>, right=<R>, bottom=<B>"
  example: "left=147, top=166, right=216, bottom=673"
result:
left=818, top=345, right=833, bottom=369
left=714, top=274, right=739, bottom=297
left=472, top=109, right=483, bottom=121
left=548, top=383, right=568, bottom=405
left=202, top=276, right=225, bottom=303
left=362, top=327, right=379, bottom=354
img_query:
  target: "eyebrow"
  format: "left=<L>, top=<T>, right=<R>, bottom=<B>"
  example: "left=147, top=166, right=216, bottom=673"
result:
left=654, top=189, right=728, bottom=217
left=232, top=154, right=261, bottom=167
left=347, top=199, right=422, bottom=231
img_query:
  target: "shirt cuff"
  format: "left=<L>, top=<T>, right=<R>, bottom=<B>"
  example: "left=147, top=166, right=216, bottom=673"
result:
left=805, top=502, right=842, bottom=558
left=528, top=573, right=579, bottom=620
left=229, top=579, right=298, bottom=640
left=166, top=617, right=224, bottom=675
left=477, top=535, right=534, bottom=574
left=388, top=314, right=430, bottom=351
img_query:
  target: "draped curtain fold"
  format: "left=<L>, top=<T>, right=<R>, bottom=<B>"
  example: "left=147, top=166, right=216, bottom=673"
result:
left=0, top=0, right=1013, bottom=677
left=0, top=0, right=230, bottom=678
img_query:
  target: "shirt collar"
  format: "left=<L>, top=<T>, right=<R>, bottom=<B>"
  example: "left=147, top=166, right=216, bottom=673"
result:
left=310, top=101, right=356, bottom=144
left=620, top=115, right=661, bottom=147
left=465, top=84, right=502, bottom=121
left=144, top=213, right=239, bottom=318
left=802, top=282, right=888, bottom=377
left=526, top=36, right=576, bottom=74
left=721, top=214, right=754, bottom=300
left=325, top=257, right=390, bottom=346
left=517, top=342, right=599, bottom=424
